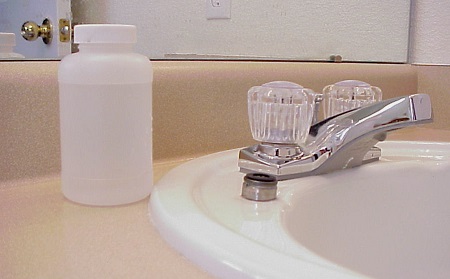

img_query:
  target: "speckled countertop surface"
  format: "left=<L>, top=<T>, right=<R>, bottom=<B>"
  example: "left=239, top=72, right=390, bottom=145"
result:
left=0, top=159, right=212, bottom=279
left=1, top=128, right=450, bottom=279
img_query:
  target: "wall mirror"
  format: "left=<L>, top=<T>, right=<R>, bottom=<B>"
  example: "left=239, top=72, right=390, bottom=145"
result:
left=0, top=0, right=410, bottom=62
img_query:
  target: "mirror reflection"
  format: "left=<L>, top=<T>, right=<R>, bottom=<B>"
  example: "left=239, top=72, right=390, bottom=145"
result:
left=1, top=0, right=410, bottom=62
left=0, top=0, right=71, bottom=59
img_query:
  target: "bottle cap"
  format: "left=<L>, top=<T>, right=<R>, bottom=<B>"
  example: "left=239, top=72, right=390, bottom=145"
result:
left=74, top=24, right=137, bottom=44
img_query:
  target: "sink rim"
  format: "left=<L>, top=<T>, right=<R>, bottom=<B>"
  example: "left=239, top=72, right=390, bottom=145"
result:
left=150, top=141, right=450, bottom=279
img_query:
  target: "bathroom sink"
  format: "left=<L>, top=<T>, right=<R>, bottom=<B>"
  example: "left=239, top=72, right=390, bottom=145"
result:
left=150, top=141, right=450, bottom=279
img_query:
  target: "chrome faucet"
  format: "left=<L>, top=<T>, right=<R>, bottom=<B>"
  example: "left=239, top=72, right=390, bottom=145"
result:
left=239, top=92, right=433, bottom=180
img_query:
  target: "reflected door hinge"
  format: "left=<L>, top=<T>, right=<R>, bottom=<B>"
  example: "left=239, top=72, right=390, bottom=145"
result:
left=59, top=19, right=72, bottom=43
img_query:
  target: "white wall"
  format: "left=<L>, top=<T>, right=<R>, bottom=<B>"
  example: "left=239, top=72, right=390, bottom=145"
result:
left=409, top=1, right=450, bottom=65
left=72, top=0, right=410, bottom=62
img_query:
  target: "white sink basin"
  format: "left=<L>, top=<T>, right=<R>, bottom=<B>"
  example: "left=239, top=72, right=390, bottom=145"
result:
left=150, top=141, right=450, bottom=279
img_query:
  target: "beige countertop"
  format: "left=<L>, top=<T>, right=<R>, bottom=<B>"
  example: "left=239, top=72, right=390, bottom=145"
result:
left=0, top=159, right=212, bottom=279
left=2, top=127, right=450, bottom=279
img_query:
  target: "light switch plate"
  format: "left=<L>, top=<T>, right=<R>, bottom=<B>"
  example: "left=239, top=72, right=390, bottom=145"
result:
left=206, top=0, right=231, bottom=20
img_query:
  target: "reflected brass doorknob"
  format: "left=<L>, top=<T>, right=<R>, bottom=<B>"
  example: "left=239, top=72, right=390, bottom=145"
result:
left=21, top=18, right=52, bottom=44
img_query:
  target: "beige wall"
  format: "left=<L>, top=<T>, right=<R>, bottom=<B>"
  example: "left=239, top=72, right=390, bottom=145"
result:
left=417, top=65, right=450, bottom=130
left=0, top=61, right=433, bottom=183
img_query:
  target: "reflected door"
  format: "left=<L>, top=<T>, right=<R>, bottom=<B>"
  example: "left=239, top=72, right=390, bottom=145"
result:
left=0, top=0, right=71, bottom=59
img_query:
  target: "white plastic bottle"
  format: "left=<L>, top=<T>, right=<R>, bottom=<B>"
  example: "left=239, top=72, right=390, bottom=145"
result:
left=0, top=33, right=25, bottom=59
left=58, top=24, right=153, bottom=206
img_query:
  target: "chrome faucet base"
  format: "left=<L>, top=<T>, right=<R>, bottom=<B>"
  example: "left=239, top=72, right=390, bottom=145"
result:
left=239, top=142, right=382, bottom=180
left=239, top=144, right=323, bottom=180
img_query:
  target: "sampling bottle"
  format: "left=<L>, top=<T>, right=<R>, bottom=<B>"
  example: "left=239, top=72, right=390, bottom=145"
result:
left=0, top=33, right=25, bottom=59
left=58, top=24, right=153, bottom=206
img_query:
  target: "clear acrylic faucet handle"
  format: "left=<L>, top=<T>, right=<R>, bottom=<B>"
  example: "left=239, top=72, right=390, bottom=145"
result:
left=323, top=80, right=382, bottom=118
left=247, top=81, right=316, bottom=144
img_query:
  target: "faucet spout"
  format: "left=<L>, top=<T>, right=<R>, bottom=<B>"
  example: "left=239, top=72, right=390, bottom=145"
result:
left=303, top=93, right=432, bottom=175
left=239, top=94, right=433, bottom=180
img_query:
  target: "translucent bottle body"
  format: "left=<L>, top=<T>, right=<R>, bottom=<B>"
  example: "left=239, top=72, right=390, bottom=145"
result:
left=58, top=25, right=153, bottom=206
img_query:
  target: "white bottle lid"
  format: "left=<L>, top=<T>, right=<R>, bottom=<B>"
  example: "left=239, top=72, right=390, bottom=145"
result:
left=0, top=32, right=16, bottom=46
left=74, top=24, right=137, bottom=44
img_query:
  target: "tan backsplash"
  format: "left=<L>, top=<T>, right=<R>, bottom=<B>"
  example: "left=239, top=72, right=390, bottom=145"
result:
left=417, top=65, right=450, bottom=130
left=0, top=61, right=421, bottom=182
